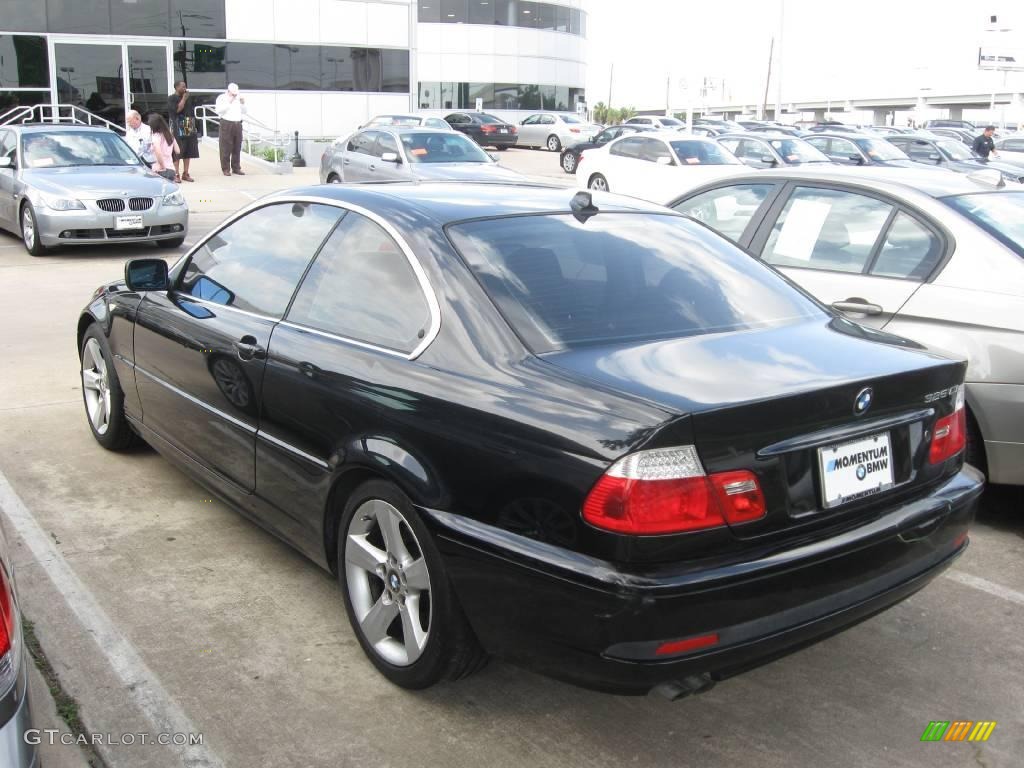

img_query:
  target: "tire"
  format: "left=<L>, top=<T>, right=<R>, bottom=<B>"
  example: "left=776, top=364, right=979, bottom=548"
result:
left=326, top=173, right=341, bottom=184
left=561, top=152, right=577, bottom=174
left=338, top=480, right=486, bottom=689
left=156, top=236, right=185, bottom=249
left=20, top=202, right=46, bottom=256
left=965, top=407, right=987, bottom=479
left=546, top=135, right=561, bottom=152
left=588, top=173, right=609, bottom=192
left=80, top=324, right=137, bottom=451
left=495, top=146, right=508, bottom=151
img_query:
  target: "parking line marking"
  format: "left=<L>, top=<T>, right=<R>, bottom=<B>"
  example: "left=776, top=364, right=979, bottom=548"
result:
left=945, top=570, right=1024, bottom=607
left=0, top=469, right=225, bottom=768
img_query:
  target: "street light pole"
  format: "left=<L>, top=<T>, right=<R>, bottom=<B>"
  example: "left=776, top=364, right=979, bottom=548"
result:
left=774, top=0, right=785, bottom=121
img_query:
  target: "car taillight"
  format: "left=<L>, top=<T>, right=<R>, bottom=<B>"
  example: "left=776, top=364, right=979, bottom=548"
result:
left=0, top=565, right=15, bottom=695
left=929, top=386, right=967, bottom=464
left=569, top=127, right=580, bottom=133
left=508, top=126, right=517, bottom=134
left=582, top=446, right=767, bottom=535
left=480, top=124, right=497, bottom=134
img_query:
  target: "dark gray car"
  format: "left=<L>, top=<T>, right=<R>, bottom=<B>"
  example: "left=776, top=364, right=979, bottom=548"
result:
left=319, top=127, right=526, bottom=184
left=886, top=133, right=1024, bottom=184
left=805, top=133, right=921, bottom=168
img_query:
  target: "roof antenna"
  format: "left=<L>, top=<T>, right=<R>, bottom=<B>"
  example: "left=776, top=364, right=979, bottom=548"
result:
left=570, top=190, right=599, bottom=222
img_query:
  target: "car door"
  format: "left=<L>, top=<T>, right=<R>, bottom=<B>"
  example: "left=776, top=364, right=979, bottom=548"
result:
left=638, top=137, right=681, bottom=201
left=519, top=115, right=542, bottom=146
left=256, top=208, right=436, bottom=547
left=342, top=132, right=376, bottom=181
left=748, top=184, right=944, bottom=328
left=536, top=114, right=558, bottom=146
left=603, top=136, right=647, bottom=195
left=372, top=132, right=409, bottom=180
left=132, top=201, right=345, bottom=491
left=738, top=138, right=777, bottom=168
left=0, top=130, right=14, bottom=229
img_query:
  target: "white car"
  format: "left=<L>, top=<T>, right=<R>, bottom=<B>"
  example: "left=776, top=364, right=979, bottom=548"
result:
left=517, top=113, right=601, bottom=151
left=624, top=116, right=686, bottom=130
left=994, top=135, right=1024, bottom=165
left=577, top=132, right=744, bottom=204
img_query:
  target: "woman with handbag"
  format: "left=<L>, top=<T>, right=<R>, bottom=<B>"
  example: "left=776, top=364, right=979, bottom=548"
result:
left=167, top=80, right=199, bottom=182
left=148, top=115, right=180, bottom=183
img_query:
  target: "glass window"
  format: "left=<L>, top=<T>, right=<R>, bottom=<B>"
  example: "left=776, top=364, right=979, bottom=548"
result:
left=610, top=136, right=644, bottom=158
left=112, top=0, right=168, bottom=36
left=0, top=1, right=47, bottom=32
left=468, top=82, right=493, bottom=108
left=172, top=0, right=226, bottom=38
left=288, top=213, right=432, bottom=354
left=448, top=213, right=822, bottom=353
left=376, top=131, right=399, bottom=157
left=554, top=85, right=568, bottom=111
left=536, top=85, right=553, bottom=110
left=943, top=191, right=1024, bottom=259
left=468, top=0, right=495, bottom=24
left=493, top=0, right=510, bottom=25
left=762, top=187, right=893, bottom=273
left=554, top=4, right=569, bottom=32
left=533, top=2, right=555, bottom=30
left=673, top=184, right=775, bottom=244
left=1001, top=139, right=1024, bottom=151
left=441, top=0, right=467, bottom=22
left=418, top=1, right=440, bottom=22
left=174, top=40, right=227, bottom=90
left=640, top=138, right=673, bottom=163
left=937, top=139, right=974, bottom=161
left=347, top=132, right=376, bottom=155
left=767, top=138, right=829, bottom=164
left=0, top=36, right=49, bottom=89
left=274, top=44, right=319, bottom=90
left=670, top=140, right=742, bottom=165
left=54, top=43, right=125, bottom=123
left=856, top=138, right=906, bottom=161
left=870, top=212, right=942, bottom=280
left=569, top=8, right=581, bottom=34
left=400, top=131, right=489, bottom=163
left=180, top=203, right=343, bottom=317
left=48, top=0, right=112, bottom=33
left=226, top=42, right=275, bottom=90
left=518, top=2, right=539, bottom=27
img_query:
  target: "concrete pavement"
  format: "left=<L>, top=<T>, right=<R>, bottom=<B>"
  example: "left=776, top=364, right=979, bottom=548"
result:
left=0, top=149, right=1021, bottom=768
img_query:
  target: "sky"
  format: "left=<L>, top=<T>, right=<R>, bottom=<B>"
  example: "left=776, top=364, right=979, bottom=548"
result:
left=583, top=0, right=1024, bottom=112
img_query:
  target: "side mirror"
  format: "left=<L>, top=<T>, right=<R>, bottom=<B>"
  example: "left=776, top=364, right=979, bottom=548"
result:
left=761, top=155, right=778, bottom=165
left=125, top=258, right=169, bottom=292
left=655, top=156, right=673, bottom=165
left=380, top=152, right=400, bottom=163
left=0, top=156, right=12, bottom=169
left=928, top=152, right=942, bottom=163
left=849, top=154, right=864, bottom=165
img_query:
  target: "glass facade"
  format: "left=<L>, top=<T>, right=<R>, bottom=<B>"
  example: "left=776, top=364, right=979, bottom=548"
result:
left=174, top=42, right=410, bottom=93
left=0, top=0, right=227, bottom=37
left=419, top=0, right=585, bottom=36
left=419, top=81, right=585, bottom=111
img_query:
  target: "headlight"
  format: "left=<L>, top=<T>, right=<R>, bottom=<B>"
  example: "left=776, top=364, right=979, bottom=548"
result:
left=163, top=191, right=186, bottom=207
left=38, top=193, right=85, bottom=211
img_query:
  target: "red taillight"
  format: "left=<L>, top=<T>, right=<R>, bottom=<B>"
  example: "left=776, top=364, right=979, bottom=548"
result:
left=569, top=127, right=580, bottom=133
left=480, top=124, right=497, bottom=134
left=0, top=566, right=13, bottom=658
left=929, top=387, right=967, bottom=464
left=582, top=447, right=767, bottom=535
left=655, top=632, right=720, bottom=657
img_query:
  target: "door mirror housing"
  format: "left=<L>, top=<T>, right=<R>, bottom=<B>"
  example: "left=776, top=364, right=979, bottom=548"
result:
left=848, top=154, right=864, bottom=164
left=0, top=156, right=12, bottom=169
left=761, top=155, right=777, bottom=165
left=655, top=156, right=673, bottom=165
left=125, top=258, right=169, bottom=292
left=380, top=152, right=400, bottom=163
left=928, top=152, right=942, bottom=162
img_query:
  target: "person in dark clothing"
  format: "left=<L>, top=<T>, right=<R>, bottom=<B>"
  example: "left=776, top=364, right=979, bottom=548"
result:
left=972, top=126, right=998, bottom=160
left=167, top=80, right=199, bottom=182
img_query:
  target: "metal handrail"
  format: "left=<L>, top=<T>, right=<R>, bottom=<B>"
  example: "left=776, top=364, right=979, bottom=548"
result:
left=0, top=103, right=125, bottom=133
left=194, top=105, right=289, bottom=160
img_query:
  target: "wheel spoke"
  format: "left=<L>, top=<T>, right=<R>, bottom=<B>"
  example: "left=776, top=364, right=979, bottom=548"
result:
left=82, top=370, right=103, bottom=391
left=346, top=534, right=387, bottom=574
left=403, top=557, right=429, bottom=592
left=360, top=594, right=399, bottom=646
left=401, top=594, right=428, bottom=660
left=90, top=397, right=105, bottom=430
left=376, top=505, right=411, bottom=562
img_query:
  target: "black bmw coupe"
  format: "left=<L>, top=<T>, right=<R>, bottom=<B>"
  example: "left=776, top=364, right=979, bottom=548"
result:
left=76, top=183, right=982, bottom=696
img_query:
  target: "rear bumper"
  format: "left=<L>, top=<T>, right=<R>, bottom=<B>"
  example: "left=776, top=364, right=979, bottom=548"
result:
left=426, top=466, right=984, bottom=694
left=479, top=134, right=518, bottom=148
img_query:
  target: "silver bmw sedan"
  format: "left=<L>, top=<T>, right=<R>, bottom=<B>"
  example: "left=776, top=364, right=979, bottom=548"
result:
left=0, top=124, right=188, bottom=256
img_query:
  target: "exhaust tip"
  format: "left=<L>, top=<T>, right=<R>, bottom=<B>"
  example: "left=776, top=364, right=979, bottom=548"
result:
left=649, top=674, right=716, bottom=701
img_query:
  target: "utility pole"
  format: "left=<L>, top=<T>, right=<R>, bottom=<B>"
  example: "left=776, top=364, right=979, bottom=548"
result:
left=666, top=74, right=671, bottom=116
left=761, top=37, right=774, bottom=120
left=774, top=0, right=785, bottom=121
left=608, top=62, right=614, bottom=112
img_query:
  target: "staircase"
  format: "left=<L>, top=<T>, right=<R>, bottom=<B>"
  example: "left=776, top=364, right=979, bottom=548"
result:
left=0, top=103, right=125, bottom=133
left=193, top=106, right=294, bottom=173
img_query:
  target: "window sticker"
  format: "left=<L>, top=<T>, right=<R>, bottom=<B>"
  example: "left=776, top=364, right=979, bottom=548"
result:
left=773, top=199, right=831, bottom=261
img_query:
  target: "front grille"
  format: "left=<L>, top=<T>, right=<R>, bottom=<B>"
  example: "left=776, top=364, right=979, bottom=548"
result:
left=97, top=198, right=125, bottom=212
left=129, top=197, right=153, bottom=211
left=104, top=227, right=152, bottom=238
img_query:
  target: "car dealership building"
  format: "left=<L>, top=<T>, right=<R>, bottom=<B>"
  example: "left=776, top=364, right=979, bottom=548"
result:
left=0, top=0, right=588, bottom=136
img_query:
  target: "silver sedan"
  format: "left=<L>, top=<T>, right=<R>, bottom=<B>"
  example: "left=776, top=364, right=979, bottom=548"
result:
left=319, top=127, right=527, bottom=184
left=516, top=113, right=601, bottom=152
left=0, top=125, right=188, bottom=256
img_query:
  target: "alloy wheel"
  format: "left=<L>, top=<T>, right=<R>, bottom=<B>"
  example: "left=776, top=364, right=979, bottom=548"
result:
left=81, top=338, right=111, bottom=435
left=22, top=207, right=35, bottom=250
left=547, top=135, right=561, bottom=151
left=589, top=175, right=608, bottom=191
left=345, top=499, right=432, bottom=666
left=561, top=154, right=576, bottom=173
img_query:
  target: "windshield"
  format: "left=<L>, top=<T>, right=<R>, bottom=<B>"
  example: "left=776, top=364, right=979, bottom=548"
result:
left=447, top=213, right=823, bottom=353
left=670, top=140, right=742, bottom=165
left=944, top=192, right=1024, bottom=258
left=399, top=132, right=490, bottom=163
left=855, top=138, right=908, bottom=160
left=937, top=139, right=976, bottom=161
left=21, top=131, right=141, bottom=168
left=768, top=138, right=830, bottom=163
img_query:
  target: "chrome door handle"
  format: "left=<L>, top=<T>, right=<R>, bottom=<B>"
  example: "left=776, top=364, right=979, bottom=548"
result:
left=368, top=164, right=376, bottom=171
left=343, top=159, right=351, bottom=165
left=235, top=335, right=266, bottom=361
left=831, top=299, right=883, bottom=316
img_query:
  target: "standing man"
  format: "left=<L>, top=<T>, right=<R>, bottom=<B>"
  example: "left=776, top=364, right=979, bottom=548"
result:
left=215, top=83, right=246, bottom=176
left=124, top=110, right=155, bottom=167
left=971, top=126, right=998, bottom=161
left=167, top=80, right=199, bottom=182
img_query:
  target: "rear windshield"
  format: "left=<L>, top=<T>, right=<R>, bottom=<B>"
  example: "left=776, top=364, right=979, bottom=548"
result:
left=562, top=114, right=582, bottom=123
left=476, top=114, right=504, bottom=124
left=943, top=191, right=1024, bottom=258
left=447, top=213, right=823, bottom=352
left=660, top=117, right=684, bottom=126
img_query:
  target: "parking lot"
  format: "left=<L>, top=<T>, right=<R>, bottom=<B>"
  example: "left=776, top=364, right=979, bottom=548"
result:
left=0, top=146, right=1022, bottom=768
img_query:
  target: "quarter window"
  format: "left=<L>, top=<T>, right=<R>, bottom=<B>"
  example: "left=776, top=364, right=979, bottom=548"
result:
left=180, top=203, right=342, bottom=317
left=640, top=138, right=672, bottom=163
left=610, top=136, right=644, bottom=158
left=673, top=184, right=775, bottom=244
left=288, top=213, right=432, bottom=354
left=761, top=187, right=893, bottom=273
left=870, top=212, right=942, bottom=279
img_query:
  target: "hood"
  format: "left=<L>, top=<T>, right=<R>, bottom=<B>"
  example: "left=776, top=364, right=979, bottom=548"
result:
left=23, top=165, right=175, bottom=198
left=542, top=317, right=946, bottom=416
left=410, top=163, right=526, bottom=182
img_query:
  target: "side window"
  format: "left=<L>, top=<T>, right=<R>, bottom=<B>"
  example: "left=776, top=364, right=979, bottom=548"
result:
left=633, top=118, right=650, bottom=125
left=673, top=184, right=775, bottom=244
left=425, top=118, right=448, bottom=129
left=761, top=187, right=893, bottom=273
left=377, top=132, right=399, bottom=157
left=804, top=136, right=828, bottom=152
left=641, top=139, right=673, bottom=163
left=0, top=130, right=13, bottom=161
left=718, top=138, right=741, bottom=155
left=540, top=115, right=556, bottom=125
left=349, top=133, right=375, bottom=155
left=446, top=114, right=467, bottom=125
left=904, top=140, right=937, bottom=161
left=522, top=115, right=539, bottom=125
left=610, top=137, right=644, bottom=158
left=1003, top=139, right=1024, bottom=151
left=362, top=131, right=385, bottom=158
left=288, top=213, right=432, bottom=354
left=830, top=138, right=858, bottom=159
left=870, top=212, right=943, bottom=280
left=180, top=203, right=343, bottom=317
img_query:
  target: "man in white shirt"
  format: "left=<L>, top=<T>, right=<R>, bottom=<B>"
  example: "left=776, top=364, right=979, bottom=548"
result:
left=214, top=83, right=247, bottom=176
left=124, top=110, right=155, bottom=166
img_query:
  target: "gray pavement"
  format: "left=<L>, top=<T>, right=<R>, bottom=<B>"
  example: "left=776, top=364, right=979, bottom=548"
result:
left=0, top=148, right=1021, bottom=768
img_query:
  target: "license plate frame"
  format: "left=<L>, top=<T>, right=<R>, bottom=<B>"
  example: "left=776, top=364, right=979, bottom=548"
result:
left=817, top=431, right=895, bottom=509
left=114, top=215, right=145, bottom=230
